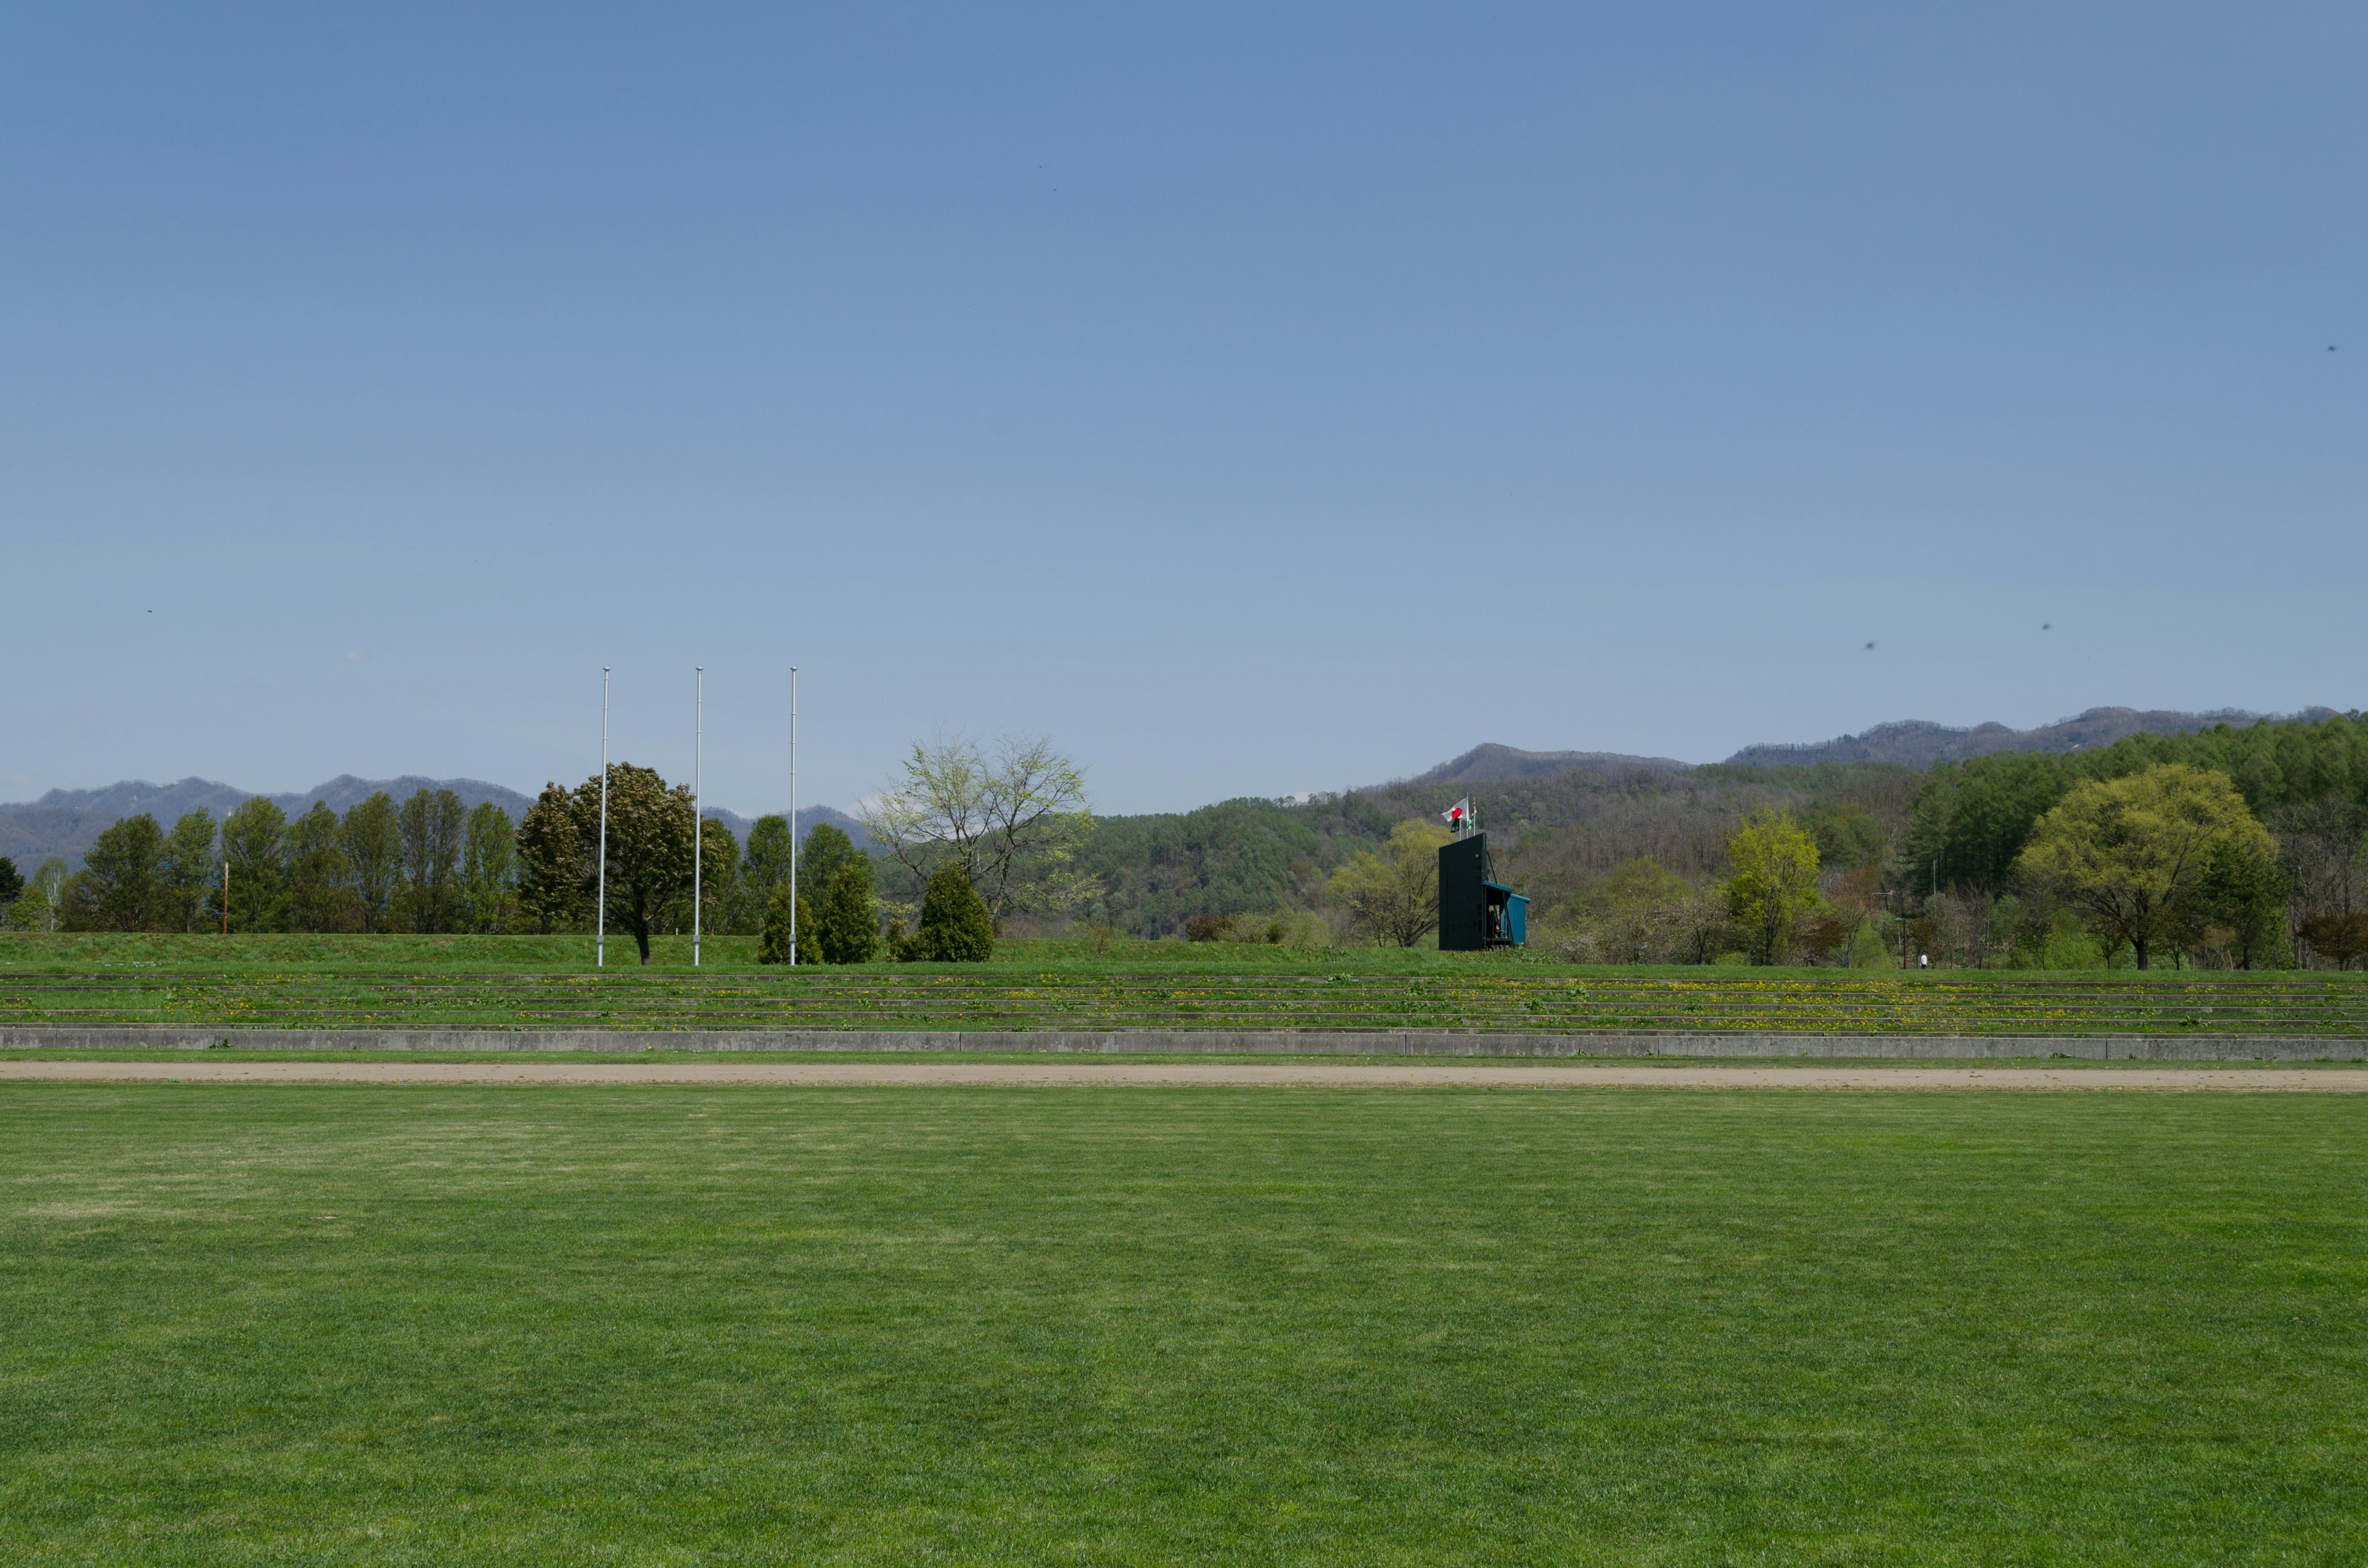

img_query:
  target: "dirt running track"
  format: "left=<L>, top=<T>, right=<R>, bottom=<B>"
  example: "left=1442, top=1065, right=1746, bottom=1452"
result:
left=2, top=1061, right=2365, bottom=1091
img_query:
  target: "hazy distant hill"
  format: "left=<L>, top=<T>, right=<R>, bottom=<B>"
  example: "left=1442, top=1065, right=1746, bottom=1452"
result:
left=1722, top=706, right=2341, bottom=768
left=1410, top=744, right=1692, bottom=786
left=0, top=775, right=861, bottom=872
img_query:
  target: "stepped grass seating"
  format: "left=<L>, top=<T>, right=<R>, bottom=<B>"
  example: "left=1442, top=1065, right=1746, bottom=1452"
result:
left=4, top=969, right=2366, bottom=1037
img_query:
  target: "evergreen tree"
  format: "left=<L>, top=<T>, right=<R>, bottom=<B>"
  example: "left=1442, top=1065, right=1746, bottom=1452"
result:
left=515, top=784, right=585, bottom=934
left=816, top=858, right=880, bottom=963
left=739, top=815, right=796, bottom=934
left=0, top=856, right=22, bottom=908
left=796, top=823, right=860, bottom=906
left=757, top=882, right=818, bottom=964
left=284, top=802, right=358, bottom=932
left=913, top=863, right=994, bottom=962
left=694, top=817, right=739, bottom=937
left=342, top=792, right=403, bottom=933
left=221, top=798, right=289, bottom=932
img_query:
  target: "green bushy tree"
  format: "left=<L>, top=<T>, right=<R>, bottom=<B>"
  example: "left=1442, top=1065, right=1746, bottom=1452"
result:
left=1724, top=807, right=1822, bottom=964
left=570, top=765, right=695, bottom=964
left=64, top=813, right=166, bottom=931
left=514, top=784, right=585, bottom=934
left=2016, top=764, right=2274, bottom=971
left=912, top=863, right=993, bottom=962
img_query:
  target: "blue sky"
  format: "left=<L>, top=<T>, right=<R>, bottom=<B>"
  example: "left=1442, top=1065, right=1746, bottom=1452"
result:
left=4, top=3, right=2361, bottom=815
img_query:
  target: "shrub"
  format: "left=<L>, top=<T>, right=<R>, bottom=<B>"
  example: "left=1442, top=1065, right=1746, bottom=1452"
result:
left=816, top=861, right=881, bottom=964
left=914, top=864, right=994, bottom=963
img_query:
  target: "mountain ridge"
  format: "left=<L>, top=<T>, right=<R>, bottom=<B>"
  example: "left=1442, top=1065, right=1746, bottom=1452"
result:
left=1721, top=705, right=2343, bottom=768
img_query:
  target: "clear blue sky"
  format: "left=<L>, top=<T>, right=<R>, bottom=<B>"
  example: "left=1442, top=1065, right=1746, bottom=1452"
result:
left=4, top=3, right=2361, bottom=815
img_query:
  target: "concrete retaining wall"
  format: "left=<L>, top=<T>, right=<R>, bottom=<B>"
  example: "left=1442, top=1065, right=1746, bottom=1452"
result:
left=1, top=1027, right=2358, bottom=1060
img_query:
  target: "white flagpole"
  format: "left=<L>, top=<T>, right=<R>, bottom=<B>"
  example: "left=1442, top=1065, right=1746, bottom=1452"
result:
left=598, top=668, right=610, bottom=968
left=693, top=666, right=703, bottom=968
left=788, top=665, right=798, bottom=966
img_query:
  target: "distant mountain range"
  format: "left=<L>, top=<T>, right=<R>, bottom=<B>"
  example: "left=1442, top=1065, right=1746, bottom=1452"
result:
left=1721, top=706, right=2343, bottom=768
left=1394, top=706, right=2344, bottom=788
left=1410, top=743, right=1692, bottom=786
left=0, top=775, right=863, bottom=872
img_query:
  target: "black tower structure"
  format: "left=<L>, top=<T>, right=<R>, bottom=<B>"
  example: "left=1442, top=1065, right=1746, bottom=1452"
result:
left=1437, top=832, right=1527, bottom=950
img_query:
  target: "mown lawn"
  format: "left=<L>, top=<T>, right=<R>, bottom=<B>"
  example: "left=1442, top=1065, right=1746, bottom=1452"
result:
left=1, top=1085, right=2362, bottom=1564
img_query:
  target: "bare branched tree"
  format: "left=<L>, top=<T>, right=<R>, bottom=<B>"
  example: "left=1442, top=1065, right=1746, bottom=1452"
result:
left=861, top=733, right=1094, bottom=924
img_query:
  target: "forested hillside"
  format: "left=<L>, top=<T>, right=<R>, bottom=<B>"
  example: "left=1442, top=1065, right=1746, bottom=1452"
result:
left=1072, top=714, right=2368, bottom=962
left=1073, top=761, right=1920, bottom=936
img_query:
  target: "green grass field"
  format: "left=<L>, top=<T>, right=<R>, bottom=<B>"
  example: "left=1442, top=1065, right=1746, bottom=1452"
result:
left=6, top=933, right=2368, bottom=1037
left=2, top=1084, right=2364, bottom=1564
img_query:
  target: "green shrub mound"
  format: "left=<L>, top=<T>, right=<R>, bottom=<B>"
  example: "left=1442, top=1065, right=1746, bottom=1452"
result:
left=755, top=885, right=816, bottom=965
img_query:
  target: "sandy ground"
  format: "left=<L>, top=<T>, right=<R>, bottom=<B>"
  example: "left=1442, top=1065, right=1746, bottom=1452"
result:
left=1, top=1060, right=2364, bottom=1091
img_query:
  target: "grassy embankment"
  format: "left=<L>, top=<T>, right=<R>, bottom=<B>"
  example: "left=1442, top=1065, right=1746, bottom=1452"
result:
left=2, top=1085, right=2363, bottom=1563
left=4, top=932, right=2366, bottom=1038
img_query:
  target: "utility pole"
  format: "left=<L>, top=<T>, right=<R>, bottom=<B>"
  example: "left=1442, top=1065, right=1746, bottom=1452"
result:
left=693, top=667, right=703, bottom=969
left=788, top=665, right=798, bottom=966
left=598, top=668, right=610, bottom=969
left=221, top=861, right=229, bottom=936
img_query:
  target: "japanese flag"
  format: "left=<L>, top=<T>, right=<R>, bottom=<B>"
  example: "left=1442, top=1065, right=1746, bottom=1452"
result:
left=1441, top=797, right=1470, bottom=830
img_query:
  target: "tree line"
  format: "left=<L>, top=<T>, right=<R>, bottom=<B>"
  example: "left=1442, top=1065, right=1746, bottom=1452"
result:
left=3, top=753, right=1018, bottom=967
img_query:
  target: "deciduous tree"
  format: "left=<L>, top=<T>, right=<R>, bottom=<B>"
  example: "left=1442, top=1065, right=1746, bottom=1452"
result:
left=284, top=803, right=358, bottom=932
left=65, top=813, right=166, bottom=931
left=2015, top=764, right=2275, bottom=971
left=862, top=734, right=1092, bottom=925
left=398, top=788, right=467, bottom=933
left=463, top=803, right=516, bottom=932
left=1724, top=807, right=1822, bottom=964
left=342, top=792, right=403, bottom=933
left=570, top=764, right=694, bottom=964
left=221, top=798, right=289, bottom=932
left=514, top=784, right=585, bottom=934
left=1328, top=820, right=1452, bottom=947
left=159, top=811, right=220, bottom=932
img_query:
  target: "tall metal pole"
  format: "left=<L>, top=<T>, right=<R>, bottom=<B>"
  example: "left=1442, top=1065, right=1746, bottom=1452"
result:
left=788, top=665, right=798, bottom=966
left=693, top=666, right=703, bottom=968
left=598, top=667, right=610, bottom=969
